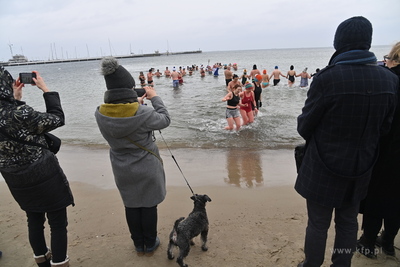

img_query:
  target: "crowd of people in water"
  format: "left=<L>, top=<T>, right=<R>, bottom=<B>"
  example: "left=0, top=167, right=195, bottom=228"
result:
left=138, top=63, right=320, bottom=131
left=139, top=63, right=320, bottom=89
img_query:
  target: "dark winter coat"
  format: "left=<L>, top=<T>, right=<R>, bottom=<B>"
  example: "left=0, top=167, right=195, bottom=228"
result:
left=360, top=64, right=400, bottom=217
left=0, top=66, right=74, bottom=212
left=295, top=52, right=398, bottom=208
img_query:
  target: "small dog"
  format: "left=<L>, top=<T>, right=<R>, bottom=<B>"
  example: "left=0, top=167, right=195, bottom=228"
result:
left=167, top=194, right=212, bottom=267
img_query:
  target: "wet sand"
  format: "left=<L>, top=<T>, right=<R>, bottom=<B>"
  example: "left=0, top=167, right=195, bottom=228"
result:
left=0, top=146, right=399, bottom=266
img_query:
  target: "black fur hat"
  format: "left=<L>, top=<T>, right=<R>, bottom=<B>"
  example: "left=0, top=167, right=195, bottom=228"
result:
left=333, top=16, right=372, bottom=52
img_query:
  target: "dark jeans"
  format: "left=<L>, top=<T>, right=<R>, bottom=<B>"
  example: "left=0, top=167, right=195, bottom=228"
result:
left=26, top=208, right=68, bottom=263
left=362, top=213, right=400, bottom=245
left=303, top=200, right=359, bottom=267
left=125, top=206, right=158, bottom=248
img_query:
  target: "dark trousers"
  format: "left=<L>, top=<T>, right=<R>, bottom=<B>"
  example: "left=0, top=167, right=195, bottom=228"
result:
left=125, top=206, right=158, bottom=248
left=26, top=208, right=68, bottom=263
left=362, top=213, right=400, bottom=245
left=303, top=200, right=359, bottom=267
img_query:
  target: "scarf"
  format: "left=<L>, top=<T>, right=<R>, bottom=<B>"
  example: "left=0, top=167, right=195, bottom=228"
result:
left=103, top=88, right=138, bottom=104
left=99, top=102, right=139, bottom=118
left=329, top=50, right=377, bottom=66
left=390, top=64, right=400, bottom=77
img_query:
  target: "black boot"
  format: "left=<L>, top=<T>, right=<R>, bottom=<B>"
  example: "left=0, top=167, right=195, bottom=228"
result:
left=357, top=234, right=377, bottom=259
left=376, top=231, right=395, bottom=256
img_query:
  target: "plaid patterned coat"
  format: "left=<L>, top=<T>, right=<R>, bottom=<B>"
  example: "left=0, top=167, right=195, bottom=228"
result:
left=295, top=63, right=399, bottom=207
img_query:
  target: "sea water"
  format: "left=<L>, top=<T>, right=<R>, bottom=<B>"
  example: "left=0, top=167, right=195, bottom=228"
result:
left=5, top=46, right=390, bottom=150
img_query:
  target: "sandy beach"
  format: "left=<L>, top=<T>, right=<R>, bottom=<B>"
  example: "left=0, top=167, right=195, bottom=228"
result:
left=0, top=146, right=399, bottom=267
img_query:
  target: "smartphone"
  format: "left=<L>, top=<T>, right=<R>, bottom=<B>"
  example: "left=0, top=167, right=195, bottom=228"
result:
left=19, top=72, right=37, bottom=85
left=134, top=88, right=146, bottom=97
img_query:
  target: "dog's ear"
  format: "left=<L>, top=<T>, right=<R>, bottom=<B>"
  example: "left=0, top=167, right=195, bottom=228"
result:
left=204, top=195, right=212, bottom=202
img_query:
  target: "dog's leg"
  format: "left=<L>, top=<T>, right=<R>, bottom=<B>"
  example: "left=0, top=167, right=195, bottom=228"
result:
left=200, top=228, right=209, bottom=251
left=167, top=238, right=175, bottom=260
left=167, top=230, right=177, bottom=260
left=168, top=218, right=184, bottom=260
left=177, top=241, right=191, bottom=267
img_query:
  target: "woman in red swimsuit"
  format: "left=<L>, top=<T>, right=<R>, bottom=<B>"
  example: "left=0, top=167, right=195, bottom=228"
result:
left=239, top=82, right=257, bottom=125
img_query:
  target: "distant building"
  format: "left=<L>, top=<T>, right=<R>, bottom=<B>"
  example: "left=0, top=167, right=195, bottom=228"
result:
left=9, top=54, right=28, bottom=63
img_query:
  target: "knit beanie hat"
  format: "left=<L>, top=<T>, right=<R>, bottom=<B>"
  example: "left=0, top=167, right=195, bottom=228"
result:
left=245, top=82, right=254, bottom=89
left=101, top=57, right=135, bottom=89
left=333, top=16, right=372, bottom=52
left=101, top=57, right=137, bottom=103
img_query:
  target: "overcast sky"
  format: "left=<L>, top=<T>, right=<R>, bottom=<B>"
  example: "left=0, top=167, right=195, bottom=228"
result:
left=0, top=0, right=399, bottom=61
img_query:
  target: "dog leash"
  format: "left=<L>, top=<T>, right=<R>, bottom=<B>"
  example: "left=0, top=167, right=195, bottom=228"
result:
left=158, top=130, right=195, bottom=196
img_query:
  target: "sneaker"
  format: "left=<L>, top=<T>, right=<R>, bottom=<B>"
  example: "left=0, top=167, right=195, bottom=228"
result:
left=357, top=236, right=377, bottom=259
left=145, top=237, right=160, bottom=256
left=376, top=233, right=395, bottom=256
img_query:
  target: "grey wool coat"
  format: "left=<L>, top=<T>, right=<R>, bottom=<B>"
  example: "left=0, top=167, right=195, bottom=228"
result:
left=95, top=96, right=170, bottom=208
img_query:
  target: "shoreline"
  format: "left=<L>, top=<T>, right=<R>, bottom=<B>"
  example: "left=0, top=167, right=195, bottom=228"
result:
left=10, top=145, right=298, bottom=190
left=1, top=146, right=399, bottom=266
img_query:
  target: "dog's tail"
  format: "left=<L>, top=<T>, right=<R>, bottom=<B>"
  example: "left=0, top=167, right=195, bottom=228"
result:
left=174, top=217, right=185, bottom=229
